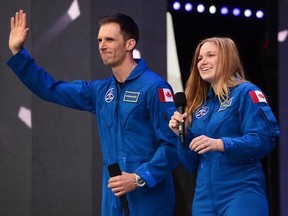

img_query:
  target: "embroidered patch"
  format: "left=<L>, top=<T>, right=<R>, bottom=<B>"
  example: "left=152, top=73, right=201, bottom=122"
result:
left=105, top=88, right=114, bottom=103
left=195, top=106, right=209, bottom=118
left=249, top=90, right=267, bottom=104
left=218, top=97, right=233, bottom=111
left=158, top=88, right=174, bottom=102
left=123, top=91, right=140, bottom=103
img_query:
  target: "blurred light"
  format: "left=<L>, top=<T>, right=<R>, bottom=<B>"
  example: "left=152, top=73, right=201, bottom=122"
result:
left=256, top=10, right=264, bottom=18
left=133, top=49, right=141, bottom=58
left=18, top=106, right=32, bottom=128
left=209, top=5, right=217, bottom=14
left=67, top=0, right=80, bottom=20
left=34, top=0, right=81, bottom=54
left=169, top=1, right=264, bottom=20
left=197, top=4, right=205, bottom=13
left=244, top=9, right=252, bottom=17
left=173, top=2, right=181, bottom=10
left=233, top=8, right=241, bottom=16
left=220, top=7, right=229, bottom=15
left=278, top=30, right=288, bottom=42
left=185, top=3, right=193, bottom=12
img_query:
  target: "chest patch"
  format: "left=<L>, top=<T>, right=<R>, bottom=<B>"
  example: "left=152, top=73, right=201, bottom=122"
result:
left=218, top=97, right=233, bottom=111
left=123, top=91, right=140, bottom=103
left=105, top=88, right=114, bottom=103
left=195, top=106, right=209, bottom=118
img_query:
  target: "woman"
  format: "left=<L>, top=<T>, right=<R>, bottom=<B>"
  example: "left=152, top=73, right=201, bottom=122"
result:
left=169, top=37, right=280, bottom=216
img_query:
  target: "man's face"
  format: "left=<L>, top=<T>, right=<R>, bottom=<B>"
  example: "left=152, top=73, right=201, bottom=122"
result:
left=97, top=23, right=128, bottom=67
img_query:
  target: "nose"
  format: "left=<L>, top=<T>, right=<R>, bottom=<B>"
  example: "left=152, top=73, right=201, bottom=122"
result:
left=202, top=56, right=207, bottom=62
left=200, top=57, right=208, bottom=65
left=99, top=41, right=104, bottom=49
left=98, top=39, right=107, bottom=50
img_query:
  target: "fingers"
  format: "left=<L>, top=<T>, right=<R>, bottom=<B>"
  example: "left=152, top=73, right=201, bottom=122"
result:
left=169, top=111, right=186, bottom=128
left=12, top=10, right=26, bottom=29
left=169, top=117, right=179, bottom=129
left=108, top=176, right=123, bottom=196
left=10, top=17, right=15, bottom=30
left=108, top=173, right=136, bottom=196
left=22, top=11, right=27, bottom=28
left=17, top=10, right=26, bottom=28
left=190, top=135, right=209, bottom=154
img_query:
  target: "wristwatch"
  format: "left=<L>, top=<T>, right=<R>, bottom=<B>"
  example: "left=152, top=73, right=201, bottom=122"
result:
left=134, top=173, right=146, bottom=187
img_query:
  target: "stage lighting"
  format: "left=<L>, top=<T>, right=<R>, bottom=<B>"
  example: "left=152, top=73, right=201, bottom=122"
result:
left=233, top=8, right=241, bottom=16
left=168, top=1, right=265, bottom=20
left=185, top=3, right=193, bottom=12
left=18, top=106, right=32, bottom=128
left=67, top=0, right=80, bottom=20
left=256, top=10, right=264, bottom=19
left=173, top=2, right=181, bottom=10
left=209, top=5, right=217, bottom=14
left=220, top=7, right=229, bottom=15
left=197, top=4, right=205, bottom=13
left=244, top=9, right=252, bottom=17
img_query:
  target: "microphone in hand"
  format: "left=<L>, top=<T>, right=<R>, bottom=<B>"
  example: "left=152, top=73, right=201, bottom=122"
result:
left=174, top=92, right=187, bottom=145
left=107, top=163, right=130, bottom=216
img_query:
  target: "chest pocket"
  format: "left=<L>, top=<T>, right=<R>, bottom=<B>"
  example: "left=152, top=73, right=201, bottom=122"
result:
left=119, top=92, right=148, bottom=128
left=210, top=108, right=240, bottom=137
left=193, top=101, right=240, bottom=138
left=98, top=87, right=117, bottom=129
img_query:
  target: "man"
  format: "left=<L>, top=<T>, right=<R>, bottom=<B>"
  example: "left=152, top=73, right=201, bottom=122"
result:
left=7, top=10, right=178, bottom=216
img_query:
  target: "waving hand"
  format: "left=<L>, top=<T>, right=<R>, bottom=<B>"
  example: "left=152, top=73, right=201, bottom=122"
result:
left=9, top=10, right=29, bottom=55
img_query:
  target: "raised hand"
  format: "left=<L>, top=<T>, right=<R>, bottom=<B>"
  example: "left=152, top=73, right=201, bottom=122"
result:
left=9, top=10, right=29, bottom=55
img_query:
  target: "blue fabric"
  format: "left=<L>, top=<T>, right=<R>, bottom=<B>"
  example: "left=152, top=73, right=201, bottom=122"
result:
left=7, top=48, right=179, bottom=216
left=178, top=82, right=280, bottom=216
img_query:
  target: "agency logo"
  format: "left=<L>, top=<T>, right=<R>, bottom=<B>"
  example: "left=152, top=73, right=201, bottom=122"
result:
left=105, top=88, right=114, bottom=103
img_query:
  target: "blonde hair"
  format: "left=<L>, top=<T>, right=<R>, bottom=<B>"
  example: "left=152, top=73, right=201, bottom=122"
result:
left=185, top=37, right=246, bottom=117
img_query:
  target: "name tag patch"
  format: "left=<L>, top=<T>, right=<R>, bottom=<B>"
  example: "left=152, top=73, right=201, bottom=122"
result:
left=123, top=91, right=140, bottom=103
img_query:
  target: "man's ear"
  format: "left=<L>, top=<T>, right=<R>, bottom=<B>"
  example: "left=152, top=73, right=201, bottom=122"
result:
left=126, top=39, right=136, bottom=51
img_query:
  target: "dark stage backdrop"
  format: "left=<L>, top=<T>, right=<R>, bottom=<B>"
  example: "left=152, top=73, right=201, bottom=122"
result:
left=279, top=0, right=288, bottom=215
left=0, top=0, right=286, bottom=216
left=0, top=1, right=166, bottom=216
left=168, top=0, right=280, bottom=215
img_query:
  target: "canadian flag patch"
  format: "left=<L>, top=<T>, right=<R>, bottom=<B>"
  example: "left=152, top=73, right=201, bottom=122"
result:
left=249, top=90, right=267, bottom=104
left=158, top=88, right=174, bottom=102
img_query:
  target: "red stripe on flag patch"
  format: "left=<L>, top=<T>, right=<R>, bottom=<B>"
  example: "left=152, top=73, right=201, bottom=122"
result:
left=249, top=90, right=267, bottom=104
left=158, top=88, right=174, bottom=102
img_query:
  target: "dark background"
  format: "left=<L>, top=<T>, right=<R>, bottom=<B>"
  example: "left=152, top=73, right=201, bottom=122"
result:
left=0, top=0, right=287, bottom=215
left=168, top=1, right=280, bottom=215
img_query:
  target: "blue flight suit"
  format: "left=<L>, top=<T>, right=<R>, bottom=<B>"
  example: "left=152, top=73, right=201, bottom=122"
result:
left=7, top=48, right=179, bottom=216
left=178, top=82, right=280, bottom=216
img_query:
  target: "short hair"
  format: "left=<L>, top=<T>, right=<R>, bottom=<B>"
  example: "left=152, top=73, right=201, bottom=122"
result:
left=98, top=13, right=139, bottom=44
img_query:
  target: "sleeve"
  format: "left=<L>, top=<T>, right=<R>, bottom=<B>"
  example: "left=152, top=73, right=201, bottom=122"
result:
left=177, top=129, right=200, bottom=173
left=7, top=48, right=95, bottom=113
left=134, top=83, right=179, bottom=187
left=222, top=85, right=280, bottom=159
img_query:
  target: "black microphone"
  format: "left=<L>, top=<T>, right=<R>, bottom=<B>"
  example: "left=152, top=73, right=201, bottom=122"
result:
left=107, top=163, right=130, bottom=216
left=174, top=92, right=187, bottom=145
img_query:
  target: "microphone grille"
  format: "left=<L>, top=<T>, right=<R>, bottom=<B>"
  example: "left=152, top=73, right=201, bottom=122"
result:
left=174, top=92, right=187, bottom=107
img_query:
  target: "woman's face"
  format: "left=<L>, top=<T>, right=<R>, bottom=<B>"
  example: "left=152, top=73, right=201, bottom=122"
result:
left=197, top=41, right=222, bottom=89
